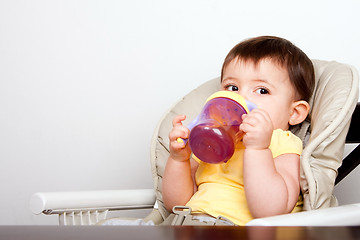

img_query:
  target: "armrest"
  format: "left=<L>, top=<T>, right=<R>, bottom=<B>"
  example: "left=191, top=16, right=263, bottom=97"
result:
left=246, top=203, right=360, bottom=226
left=30, top=189, right=156, bottom=215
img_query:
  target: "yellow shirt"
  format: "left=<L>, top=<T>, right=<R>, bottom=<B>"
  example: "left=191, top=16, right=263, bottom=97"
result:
left=186, top=129, right=303, bottom=226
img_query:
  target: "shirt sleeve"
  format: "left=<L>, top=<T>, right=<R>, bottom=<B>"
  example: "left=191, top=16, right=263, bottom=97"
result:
left=269, top=129, right=303, bottom=158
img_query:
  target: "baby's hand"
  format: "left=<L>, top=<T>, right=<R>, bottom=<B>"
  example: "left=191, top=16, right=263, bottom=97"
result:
left=169, top=115, right=192, bottom=162
left=239, top=109, right=273, bottom=150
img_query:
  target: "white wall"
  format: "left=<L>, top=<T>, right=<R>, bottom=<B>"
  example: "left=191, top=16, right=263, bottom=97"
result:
left=0, top=0, right=359, bottom=225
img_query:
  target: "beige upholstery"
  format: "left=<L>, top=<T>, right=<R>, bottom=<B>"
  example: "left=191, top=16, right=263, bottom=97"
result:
left=301, top=60, right=358, bottom=210
left=150, top=60, right=359, bottom=220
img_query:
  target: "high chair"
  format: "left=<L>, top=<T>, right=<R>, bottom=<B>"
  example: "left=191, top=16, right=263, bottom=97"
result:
left=30, top=60, right=359, bottom=226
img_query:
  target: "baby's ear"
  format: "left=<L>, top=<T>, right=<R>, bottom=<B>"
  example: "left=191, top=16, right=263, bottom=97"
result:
left=289, top=100, right=310, bottom=126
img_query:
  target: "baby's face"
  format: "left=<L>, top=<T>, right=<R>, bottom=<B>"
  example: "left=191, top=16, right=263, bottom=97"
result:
left=221, top=57, right=297, bottom=130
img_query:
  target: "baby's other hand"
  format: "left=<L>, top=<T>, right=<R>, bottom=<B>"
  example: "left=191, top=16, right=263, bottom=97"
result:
left=169, top=115, right=192, bottom=162
left=239, top=109, right=273, bottom=150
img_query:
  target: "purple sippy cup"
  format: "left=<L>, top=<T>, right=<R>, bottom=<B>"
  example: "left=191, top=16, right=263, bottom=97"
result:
left=185, top=91, right=256, bottom=164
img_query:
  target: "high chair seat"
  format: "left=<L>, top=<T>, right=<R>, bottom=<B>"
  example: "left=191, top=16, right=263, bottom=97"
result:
left=30, top=59, right=359, bottom=226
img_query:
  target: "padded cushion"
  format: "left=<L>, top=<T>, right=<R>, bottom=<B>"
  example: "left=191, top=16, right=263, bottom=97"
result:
left=300, top=60, right=359, bottom=210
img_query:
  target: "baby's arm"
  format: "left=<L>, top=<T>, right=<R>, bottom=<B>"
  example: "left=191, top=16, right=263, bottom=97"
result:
left=240, top=109, right=300, bottom=218
left=162, top=115, right=199, bottom=211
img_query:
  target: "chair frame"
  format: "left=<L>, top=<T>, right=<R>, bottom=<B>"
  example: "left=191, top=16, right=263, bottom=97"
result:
left=336, top=103, right=360, bottom=184
left=30, top=61, right=360, bottom=226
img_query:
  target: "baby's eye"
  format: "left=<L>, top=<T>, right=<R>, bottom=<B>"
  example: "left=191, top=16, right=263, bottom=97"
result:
left=226, top=85, right=239, bottom=92
left=255, top=88, right=269, bottom=94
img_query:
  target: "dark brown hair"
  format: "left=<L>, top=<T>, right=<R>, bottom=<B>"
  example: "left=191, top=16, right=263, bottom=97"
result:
left=221, top=36, right=315, bottom=102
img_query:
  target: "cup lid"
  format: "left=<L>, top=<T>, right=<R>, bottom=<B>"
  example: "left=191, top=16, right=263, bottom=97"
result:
left=206, top=91, right=251, bottom=113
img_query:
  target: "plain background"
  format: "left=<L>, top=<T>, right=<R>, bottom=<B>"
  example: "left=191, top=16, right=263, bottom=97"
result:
left=0, top=0, right=359, bottom=225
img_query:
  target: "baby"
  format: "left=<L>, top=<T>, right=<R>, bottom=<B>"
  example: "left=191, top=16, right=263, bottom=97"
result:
left=163, top=36, right=315, bottom=225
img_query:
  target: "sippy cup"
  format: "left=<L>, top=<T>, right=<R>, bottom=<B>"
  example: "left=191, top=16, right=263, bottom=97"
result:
left=181, top=91, right=256, bottom=164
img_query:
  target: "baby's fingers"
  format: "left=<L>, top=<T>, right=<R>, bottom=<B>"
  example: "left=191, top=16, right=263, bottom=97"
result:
left=169, top=115, right=190, bottom=147
left=172, top=115, right=187, bottom=127
left=169, top=125, right=190, bottom=142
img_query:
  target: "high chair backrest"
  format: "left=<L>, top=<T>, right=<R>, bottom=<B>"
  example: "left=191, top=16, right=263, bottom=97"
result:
left=150, top=60, right=359, bottom=220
